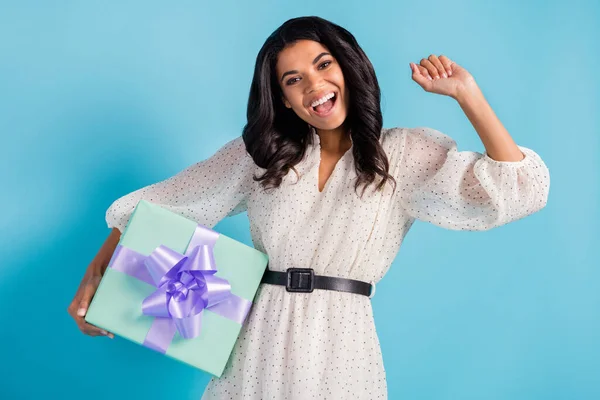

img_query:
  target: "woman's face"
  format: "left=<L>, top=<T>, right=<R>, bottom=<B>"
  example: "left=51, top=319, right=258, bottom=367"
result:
left=276, top=40, right=349, bottom=132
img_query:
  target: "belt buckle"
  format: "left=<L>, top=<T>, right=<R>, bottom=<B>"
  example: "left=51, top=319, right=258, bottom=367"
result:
left=286, top=268, right=314, bottom=293
left=368, top=280, right=376, bottom=299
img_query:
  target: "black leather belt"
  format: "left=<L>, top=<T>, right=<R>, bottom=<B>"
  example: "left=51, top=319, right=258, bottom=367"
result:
left=260, top=267, right=376, bottom=298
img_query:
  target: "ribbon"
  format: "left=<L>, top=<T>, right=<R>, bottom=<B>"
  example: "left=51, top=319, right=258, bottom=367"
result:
left=108, top=224, right=253, bottom=353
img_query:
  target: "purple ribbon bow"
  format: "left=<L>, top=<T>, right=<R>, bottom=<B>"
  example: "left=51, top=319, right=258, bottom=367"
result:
left=108, top=225, right=253, bottom=353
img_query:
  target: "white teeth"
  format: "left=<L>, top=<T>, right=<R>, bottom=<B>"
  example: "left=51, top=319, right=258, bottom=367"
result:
left=310, top=92, right=335, bottom=108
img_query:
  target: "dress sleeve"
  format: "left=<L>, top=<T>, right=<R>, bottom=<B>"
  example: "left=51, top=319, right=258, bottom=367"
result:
left=393, top=126, right=550, bottom=231
left=105, top=136, right=256, bottom=233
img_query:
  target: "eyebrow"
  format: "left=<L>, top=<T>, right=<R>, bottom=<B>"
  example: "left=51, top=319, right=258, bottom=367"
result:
left=280, top=52, right=331, bottom=83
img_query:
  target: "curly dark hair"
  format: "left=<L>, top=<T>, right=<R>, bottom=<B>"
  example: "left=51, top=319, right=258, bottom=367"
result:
left=242, top=16, right=397, bottom=198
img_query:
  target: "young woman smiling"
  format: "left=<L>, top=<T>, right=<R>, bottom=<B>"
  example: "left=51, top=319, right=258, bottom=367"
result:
left=69, top=16, right=550, bottom=400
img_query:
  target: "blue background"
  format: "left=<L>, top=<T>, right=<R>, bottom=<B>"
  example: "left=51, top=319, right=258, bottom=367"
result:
left=1, top=1, right=598, bottom=399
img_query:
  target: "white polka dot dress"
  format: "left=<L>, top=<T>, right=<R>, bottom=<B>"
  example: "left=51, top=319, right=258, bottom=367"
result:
left=105, top=126, right=550, bottom=399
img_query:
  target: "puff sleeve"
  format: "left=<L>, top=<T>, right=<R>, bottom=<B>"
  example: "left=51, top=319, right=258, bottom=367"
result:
left=105, top=136, right=255, bottom=233
left=393, top=127, right=550, bottom=231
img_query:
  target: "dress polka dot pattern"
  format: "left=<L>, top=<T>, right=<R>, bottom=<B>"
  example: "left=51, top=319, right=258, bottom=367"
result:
left=105, top=126, right=550, bottom=399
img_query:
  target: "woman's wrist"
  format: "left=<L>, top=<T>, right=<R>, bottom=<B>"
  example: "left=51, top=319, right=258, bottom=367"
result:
left=89, top=228, right=121, bottom=276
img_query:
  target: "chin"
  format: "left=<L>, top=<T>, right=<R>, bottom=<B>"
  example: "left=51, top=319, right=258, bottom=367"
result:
left=312, top=121, right=344, bottom=131
left=311, top=115, right=347, bottom=131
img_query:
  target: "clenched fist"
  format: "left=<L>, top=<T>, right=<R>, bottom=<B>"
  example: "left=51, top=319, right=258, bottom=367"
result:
left=410, top=54, right=477, bottom=99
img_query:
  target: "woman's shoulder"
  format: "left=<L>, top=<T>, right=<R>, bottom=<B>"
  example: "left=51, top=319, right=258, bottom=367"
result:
left=379, top=126, right=408, bottom=152
left=381, top=126, right=456, bottom=149
left=379, top=126, right=460, bottom=170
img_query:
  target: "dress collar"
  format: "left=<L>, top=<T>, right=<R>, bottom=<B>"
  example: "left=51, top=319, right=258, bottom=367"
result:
left=307, top=126, right=357, bottom=181
left=308, top=125, right=354, bottom=153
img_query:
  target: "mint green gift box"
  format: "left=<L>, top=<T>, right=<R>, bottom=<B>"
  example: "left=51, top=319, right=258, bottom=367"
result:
left=85, top=200, right=269, bottom=377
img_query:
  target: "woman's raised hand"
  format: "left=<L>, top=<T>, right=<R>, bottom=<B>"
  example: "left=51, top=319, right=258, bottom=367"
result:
left=410, top=54, right=477, bottom=100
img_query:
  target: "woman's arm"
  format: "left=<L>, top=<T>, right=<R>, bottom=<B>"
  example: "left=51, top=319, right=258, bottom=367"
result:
left=105, top=136, right=255, bottom=233
left=456, top=83, right=525, bottom=162
left=67, top=228, right=122, bottom=338
left=91, top=228, right=121, bottom=275
left=391, top=125, right=549, bottom=231
left=411, top=54, right=526, bottom=162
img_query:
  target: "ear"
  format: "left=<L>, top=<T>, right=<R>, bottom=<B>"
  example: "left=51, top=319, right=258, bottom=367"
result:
left=282, top=96, right=291, bottom=108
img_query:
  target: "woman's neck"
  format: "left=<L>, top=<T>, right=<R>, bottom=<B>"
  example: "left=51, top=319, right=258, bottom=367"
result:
left=315, top=124, right=352, bottom=154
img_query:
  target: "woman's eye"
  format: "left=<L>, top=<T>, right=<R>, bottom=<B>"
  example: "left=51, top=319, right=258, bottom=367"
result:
left=285, top=61, right=331, bottom=85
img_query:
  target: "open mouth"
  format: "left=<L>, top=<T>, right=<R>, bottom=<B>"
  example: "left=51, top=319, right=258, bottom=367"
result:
left=311, top=92, right=337, bottom=117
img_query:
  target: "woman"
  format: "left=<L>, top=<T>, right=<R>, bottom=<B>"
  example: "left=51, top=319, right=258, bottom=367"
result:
left=68, top=16, right=550, bottom=399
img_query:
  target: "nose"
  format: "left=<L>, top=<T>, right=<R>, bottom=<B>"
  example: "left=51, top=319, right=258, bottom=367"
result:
left=305, top=72, right=325, bottom=93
